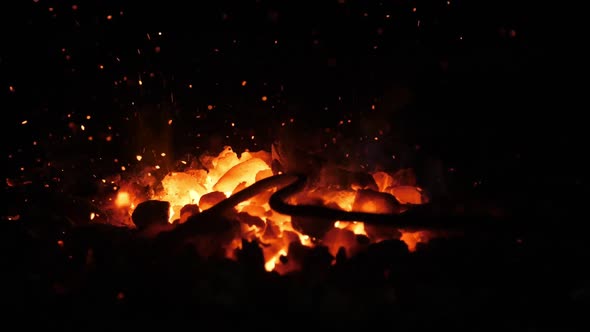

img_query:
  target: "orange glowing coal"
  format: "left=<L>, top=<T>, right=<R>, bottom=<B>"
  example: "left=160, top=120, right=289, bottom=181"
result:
left=110, top=146, right=431, bottom=273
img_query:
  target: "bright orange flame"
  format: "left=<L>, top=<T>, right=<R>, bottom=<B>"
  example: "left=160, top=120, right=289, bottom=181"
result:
left=115, top=191, right=131, bottom=207
left=334, top=221, right=367, bottom=235
left=400, top=231, right=431, bottom=252
left=264, top=249, right=287, bottom=272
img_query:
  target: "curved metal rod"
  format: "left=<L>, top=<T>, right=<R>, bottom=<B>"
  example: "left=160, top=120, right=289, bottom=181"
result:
left=165, top=173, right=301, bottom=238
left=204, top=173, right=507, bottom=231
left=267, top=173, right=484, bottom=231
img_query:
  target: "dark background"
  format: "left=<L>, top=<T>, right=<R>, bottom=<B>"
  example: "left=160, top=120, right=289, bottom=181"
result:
left=1, top=0, right=585, bottom=217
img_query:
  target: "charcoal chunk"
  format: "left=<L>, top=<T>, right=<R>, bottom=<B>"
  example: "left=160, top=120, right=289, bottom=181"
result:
left=199, top=191, right=227, bottom=211
left=131, top=200, right=170, bottom=230
left=178, top=204, right=200, bottom=224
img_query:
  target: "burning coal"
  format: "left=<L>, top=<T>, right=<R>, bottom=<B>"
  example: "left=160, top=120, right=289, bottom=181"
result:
left=100, top=144, right=431, bottom=273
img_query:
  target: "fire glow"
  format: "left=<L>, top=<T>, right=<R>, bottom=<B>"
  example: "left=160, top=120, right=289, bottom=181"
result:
left=109, top=146, right=431, bottom=274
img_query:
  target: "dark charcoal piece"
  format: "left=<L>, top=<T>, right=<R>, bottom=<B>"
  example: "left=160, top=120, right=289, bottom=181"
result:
left=236, top=212, right=265, bottom=228
left=131, top=200, right=170, bottom=230
left=237, top=238, right=266, bottom=275
left=291, top=199, right=339, bottom=239
left=178, top=204, right=200, bottom=223
left=155, top=210, right=242, bottom=258
left=291, top=214, right=335, bottom=239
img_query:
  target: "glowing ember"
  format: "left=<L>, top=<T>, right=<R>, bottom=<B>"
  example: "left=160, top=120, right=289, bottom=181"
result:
left=115, top=191, right=131, bottom=207
left=109, top=146, right=431, bottom=273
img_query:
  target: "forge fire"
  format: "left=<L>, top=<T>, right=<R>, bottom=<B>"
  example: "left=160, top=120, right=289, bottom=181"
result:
left=3, top=0, right=584, bottom=328
left=101, top=144, right=431, bottom=273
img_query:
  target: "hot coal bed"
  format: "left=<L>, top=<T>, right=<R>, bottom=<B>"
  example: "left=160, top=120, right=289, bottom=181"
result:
left=1, top=0, right=587, bottom=330
left=3, top=170, right=589, bottom=330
